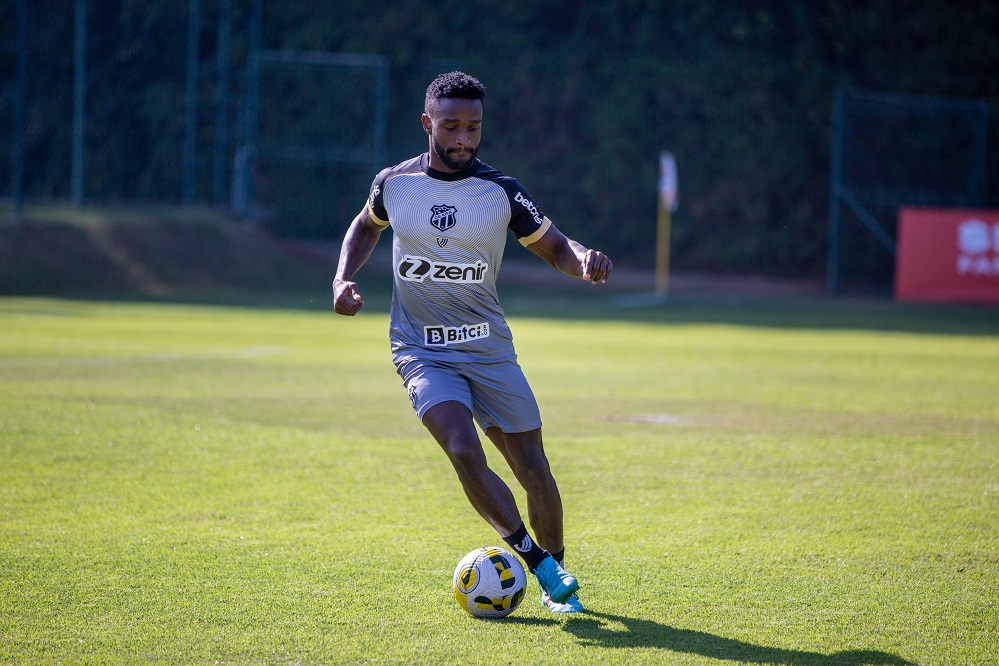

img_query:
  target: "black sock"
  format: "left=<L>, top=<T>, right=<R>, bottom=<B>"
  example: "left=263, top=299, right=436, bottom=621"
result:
left=552, top=548, right=565, bottom=567
left=502, top=523, right=550, bottom=573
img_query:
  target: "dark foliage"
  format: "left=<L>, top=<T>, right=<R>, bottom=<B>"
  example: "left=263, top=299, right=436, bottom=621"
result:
left=2, top=0, right=997, bottom=278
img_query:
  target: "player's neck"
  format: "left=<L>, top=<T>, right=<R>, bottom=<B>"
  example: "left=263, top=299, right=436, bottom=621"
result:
left=424, top=152, right=478, bottom=178
left=426, top=151, right=453, bottom=173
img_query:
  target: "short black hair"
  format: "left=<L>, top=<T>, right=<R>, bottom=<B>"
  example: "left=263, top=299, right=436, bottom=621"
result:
left=425, top=71, right=485, bottom=116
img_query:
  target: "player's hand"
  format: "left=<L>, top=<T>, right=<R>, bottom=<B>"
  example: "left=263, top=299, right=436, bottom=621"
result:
left=581, top=249, right=613, bottom=284
left=333, top=279, right=364, bottom=316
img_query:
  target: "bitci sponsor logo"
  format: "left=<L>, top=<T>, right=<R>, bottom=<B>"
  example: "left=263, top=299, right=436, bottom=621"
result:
left=424, top=323, right=490, bottom=346
left=956, top=219, right=999, bottom=276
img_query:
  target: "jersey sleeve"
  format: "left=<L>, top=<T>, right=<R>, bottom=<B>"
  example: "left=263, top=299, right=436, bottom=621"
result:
left=474, top=165, right=552, bottom=246
left=508, top=181, right=552, bottom=246
left=505, top=180, right=546, bottom=240
left=366, top=168, right=391, bottom=227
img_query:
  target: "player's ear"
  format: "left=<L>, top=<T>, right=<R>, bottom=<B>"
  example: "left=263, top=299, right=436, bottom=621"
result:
left=421, top=114, right=432, bottom=135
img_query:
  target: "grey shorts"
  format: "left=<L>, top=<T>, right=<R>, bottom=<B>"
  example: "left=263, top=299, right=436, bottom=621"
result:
left=395, top=356, right=542, bottom=433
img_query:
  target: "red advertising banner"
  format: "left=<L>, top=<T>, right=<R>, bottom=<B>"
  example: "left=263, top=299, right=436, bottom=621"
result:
left=895, top=207, right=999, bottom=304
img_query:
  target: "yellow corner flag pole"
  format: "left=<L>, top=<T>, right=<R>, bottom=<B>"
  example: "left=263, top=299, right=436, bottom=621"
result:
left=656, top=153, right=677, bottom=297
left=655, top=197, right=671, bottom=296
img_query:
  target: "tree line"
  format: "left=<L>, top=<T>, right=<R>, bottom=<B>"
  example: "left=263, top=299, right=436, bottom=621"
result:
left=2, top=0, right=997, bottom=279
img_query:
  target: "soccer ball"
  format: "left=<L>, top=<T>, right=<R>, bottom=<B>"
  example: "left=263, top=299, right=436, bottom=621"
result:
left=452, top=546, right=528, bottom=619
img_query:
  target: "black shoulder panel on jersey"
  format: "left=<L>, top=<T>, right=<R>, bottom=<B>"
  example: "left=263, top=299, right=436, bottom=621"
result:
left=472, top=162, right=547, bottom=239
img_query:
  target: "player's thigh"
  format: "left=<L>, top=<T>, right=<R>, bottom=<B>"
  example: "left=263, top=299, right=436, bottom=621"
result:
left=396, top=357, right=473, bottom=421
left=464, top=359, right=541, bottom=433
left=423, top=400, right=480, bottom=452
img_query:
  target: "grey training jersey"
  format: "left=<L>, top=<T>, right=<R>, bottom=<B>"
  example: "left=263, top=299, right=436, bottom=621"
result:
left=367, top=153, right=552, bottom=364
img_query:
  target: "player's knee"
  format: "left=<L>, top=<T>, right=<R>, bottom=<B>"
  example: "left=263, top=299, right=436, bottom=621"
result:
left=516, top=459, right=556, bottom=496
left=442, top=438, right=488, bottom=475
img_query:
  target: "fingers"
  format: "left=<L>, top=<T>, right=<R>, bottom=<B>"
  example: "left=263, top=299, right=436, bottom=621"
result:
left=333, top=281, right=364, bottom=316
left=581, top=249, right=613, bottom=284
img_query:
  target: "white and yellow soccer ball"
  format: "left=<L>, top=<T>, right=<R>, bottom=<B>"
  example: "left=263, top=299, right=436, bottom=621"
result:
left=452, top=546, right=528, bottom=619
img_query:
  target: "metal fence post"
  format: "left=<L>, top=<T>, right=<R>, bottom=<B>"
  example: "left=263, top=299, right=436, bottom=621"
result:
left=372, top=56, right=389, bottom=174
left=71, top=0, right=86, bottom=207
left=239, top=0, right=262, bottom=219
left=182, top=0, right=201, bottom=205
left=826, top=88, right=844, bottom=296
left=213, top=0, right=232, bottom=206
left=12, top=0, right=26, bottom=222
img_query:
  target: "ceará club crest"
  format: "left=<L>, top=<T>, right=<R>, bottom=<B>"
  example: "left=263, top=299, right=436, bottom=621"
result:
left=430, top=204, right=457, bottom=232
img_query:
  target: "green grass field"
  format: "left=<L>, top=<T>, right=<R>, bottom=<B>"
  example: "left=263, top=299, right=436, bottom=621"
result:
left=1, top=294, right=997, bottom=665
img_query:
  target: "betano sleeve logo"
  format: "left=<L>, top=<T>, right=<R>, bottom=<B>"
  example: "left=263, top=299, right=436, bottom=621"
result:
left=397, top=256, right=489, bottom=283
left=513, top=191, right=543, bottom=226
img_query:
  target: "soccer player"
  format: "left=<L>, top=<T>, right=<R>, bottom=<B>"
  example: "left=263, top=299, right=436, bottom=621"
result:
left=332, top=71, right=612, bottom=613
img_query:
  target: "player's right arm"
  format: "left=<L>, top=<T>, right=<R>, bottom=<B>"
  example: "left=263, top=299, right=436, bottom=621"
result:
left=332, top=205, right=387, bottom=316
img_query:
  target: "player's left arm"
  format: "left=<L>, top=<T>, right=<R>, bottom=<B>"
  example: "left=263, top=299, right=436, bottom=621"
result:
left=524, top=221, right=613, bottom=284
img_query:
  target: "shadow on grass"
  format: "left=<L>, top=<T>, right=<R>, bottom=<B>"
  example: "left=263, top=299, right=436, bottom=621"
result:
left=561, top=610, right=915, bottom=665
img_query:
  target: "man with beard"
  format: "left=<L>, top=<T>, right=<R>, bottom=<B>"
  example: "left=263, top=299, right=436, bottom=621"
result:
left=332, top=71, right=613, bottom=613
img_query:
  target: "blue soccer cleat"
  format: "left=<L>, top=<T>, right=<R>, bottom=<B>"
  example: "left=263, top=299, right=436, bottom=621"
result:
left=532, top=556, right=579, bottom=604
left=542, top=589, right=584, bottom=613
